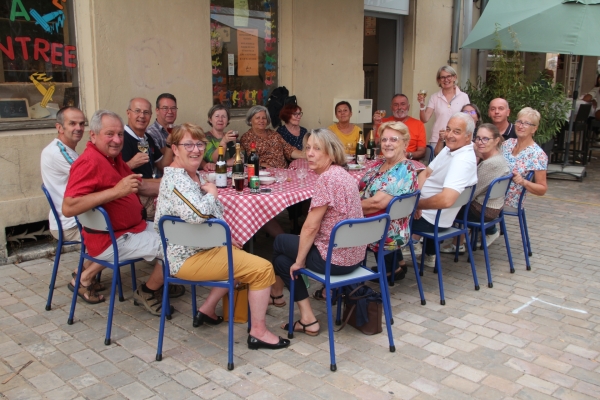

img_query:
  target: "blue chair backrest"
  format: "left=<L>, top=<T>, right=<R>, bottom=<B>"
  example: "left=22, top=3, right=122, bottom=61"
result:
left=516, top=171, right=535, bottom=210
left=424, top=145, right=434, bottom=165
left=158, top=216, right=231, bottom=249
left=436, top=185, right=476, bottom=227
left=328, top=214, right=390, bottom=251
left=41, top=184, right=61, bottom=230
left=386, top=191, right=421, bottom=221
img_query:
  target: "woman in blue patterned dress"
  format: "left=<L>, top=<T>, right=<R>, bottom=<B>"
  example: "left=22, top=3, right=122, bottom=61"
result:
left=276, top=103, right=307, bottom=150
left=502, top=107, right=548, bottom=209
left=359, top=121, right=423, bottom=282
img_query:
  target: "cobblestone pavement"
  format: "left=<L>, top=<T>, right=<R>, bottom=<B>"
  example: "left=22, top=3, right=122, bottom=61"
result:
left=1, top=160, right=599, bottom=400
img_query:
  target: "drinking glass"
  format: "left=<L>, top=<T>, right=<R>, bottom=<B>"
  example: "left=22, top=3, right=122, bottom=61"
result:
left=297, top=168, right=307, bottom=187
left=275, top=169, right=285, bottom=192
left=137, top=137, right=149, bottom=153
left=378, top=110, right=386, bottom=118
left=233, top=174, right=244, bottom=194
left=166, top=124, right=174, bottom=134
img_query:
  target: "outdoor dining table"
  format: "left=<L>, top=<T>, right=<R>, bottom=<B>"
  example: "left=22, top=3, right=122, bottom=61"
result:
left=216, top=160, right=372, bottom=245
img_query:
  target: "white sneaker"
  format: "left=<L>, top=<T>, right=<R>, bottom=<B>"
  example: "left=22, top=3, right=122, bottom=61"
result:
left=402, top=241, right=422, bottom=258
left=440, top=243, right=465, bottom=254
left=477, top=231, right=500, bottom=247
left=424, top=254, right=436, bottom=268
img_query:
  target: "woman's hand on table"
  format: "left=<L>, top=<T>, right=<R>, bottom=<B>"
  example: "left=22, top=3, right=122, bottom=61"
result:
left=289, top=262, right=305, bottom=280
left=201, top=182, right=218, bottom=197
left=232, top=239, right=243, bottom=249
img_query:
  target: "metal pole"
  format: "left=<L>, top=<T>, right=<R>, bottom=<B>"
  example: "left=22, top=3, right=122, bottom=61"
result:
left=563, top=56, right=584, bottom=166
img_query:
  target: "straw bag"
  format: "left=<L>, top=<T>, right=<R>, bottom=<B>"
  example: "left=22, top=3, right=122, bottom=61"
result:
left=222, top=283, right=248, bottom=323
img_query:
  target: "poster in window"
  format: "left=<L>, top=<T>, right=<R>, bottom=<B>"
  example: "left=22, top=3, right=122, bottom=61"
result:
left=237, top=29, right=258, bottom=76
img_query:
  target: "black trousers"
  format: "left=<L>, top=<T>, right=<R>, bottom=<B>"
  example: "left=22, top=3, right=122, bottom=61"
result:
left=272, top=234, right=360, bottom=302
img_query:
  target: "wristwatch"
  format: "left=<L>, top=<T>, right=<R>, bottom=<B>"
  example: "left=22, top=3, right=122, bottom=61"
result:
left=408, top=152, right=413, bottom=159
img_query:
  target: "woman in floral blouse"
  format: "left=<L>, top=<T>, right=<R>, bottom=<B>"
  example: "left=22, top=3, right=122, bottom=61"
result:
left=359, top=121, right=422, bottom=282
left=269, top=129, right=364, bottom=337
left=240, top=105, right=305, bottom=169
left=502, top=107, right=548, bottom=209
left=155, top=123, right=290, bottom=351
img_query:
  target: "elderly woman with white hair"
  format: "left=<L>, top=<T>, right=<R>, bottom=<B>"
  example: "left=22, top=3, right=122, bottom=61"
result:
left=269, top=129, right=365, bottom=336
left=418, top=65, right=470, bottom=150
left=502, top=107, right=548, bottom=208
left=240, top=105, right=305, bottom=169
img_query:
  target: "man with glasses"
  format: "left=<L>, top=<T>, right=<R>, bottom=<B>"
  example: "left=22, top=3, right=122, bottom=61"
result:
left=63, top=110, right=185, bottom=316
left=122, top=98, right=174, bottom=220
left=488, top=98, right=517, bottom=140
left=147, top=93, right=178, bottom=152
left=372, top=94, right=427, bottom=160
left=414, top=112, right=478, bottom=268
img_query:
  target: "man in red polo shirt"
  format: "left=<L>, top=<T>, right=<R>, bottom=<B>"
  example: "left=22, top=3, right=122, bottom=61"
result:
left=373, top=94, right=427, bottom=161
left=63, top=110, right=184, bottom=316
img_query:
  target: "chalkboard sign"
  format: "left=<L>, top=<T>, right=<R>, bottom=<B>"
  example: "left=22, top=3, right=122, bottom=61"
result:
left=0, top=99, right=31, bottom=120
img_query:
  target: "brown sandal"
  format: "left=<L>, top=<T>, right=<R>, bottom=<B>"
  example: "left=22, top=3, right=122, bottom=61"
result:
left=72, top=272, right=106, bottom=292
left=270, top=294, right=286, bottom=308
left=68, top=282, right=105, bottom=304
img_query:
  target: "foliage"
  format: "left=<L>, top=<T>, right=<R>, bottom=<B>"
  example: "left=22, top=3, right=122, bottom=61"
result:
left=463, top=27, right=571, bottom=145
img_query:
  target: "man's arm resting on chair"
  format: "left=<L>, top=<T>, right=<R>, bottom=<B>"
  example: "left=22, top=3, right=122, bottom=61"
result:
left=63, top=174, right=142, bottom=217
left=417, top=187, right=460, bottom=210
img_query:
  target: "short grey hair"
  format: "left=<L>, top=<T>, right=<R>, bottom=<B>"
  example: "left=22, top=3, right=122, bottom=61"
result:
left=302, top=128, right=347, bottom=167
left=56, top=106, right=83, bottom=126
left=90, top=110, right=124, bottom=134
left=436, top=65, right=458, bottom=87
left=245, top=105, right=271, bottom=127
left=449, top=112, right=475, bottom=138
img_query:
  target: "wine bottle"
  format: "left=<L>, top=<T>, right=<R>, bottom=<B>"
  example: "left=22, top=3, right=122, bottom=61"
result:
left=367, top=129, right=376, bottom=160
left=355, top=130, right=366, bottom=165
left=232, top=143, right=244, bottom=174
left=247, top=142, right=260, bottom=184
left=215, top=146, right=228, bottom=188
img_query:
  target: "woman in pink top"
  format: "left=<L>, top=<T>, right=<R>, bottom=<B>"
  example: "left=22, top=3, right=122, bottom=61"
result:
left=269, top=128, right=365, bottom=337
left=418, top=65, right=470, bottom=151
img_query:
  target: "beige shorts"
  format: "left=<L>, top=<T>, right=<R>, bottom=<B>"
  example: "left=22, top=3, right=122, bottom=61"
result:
left=95, top=223, right=162, bottom=263
left=50, top=226, right=81, bottom=242
left=176, top=247, right=275, bottom=291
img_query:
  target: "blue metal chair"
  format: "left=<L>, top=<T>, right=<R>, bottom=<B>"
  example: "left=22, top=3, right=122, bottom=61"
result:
left=41, top=184, right=83, bottom=311
left=365, top=191, right=426, bottom=306
left=288, top=214, right=393, bottom=372
left=458, top=174, right=514, bottom=287
left=413, top=185, right=478, bottom=305
left=503, top=171, right=535, bottom=270
left=424, top=145, right=434, bottom=165
left=156, top=216, right=236, bottom=370
left=67, top=207, right=140, bottom=345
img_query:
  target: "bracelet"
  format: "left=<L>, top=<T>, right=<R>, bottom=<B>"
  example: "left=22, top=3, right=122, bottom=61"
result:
left=420, top=106, right=426, bottom=111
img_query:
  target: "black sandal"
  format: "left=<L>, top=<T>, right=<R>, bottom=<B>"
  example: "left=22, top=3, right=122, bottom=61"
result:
left=282, top=320, right=320, bottom=336
left=269, top=294, right=286, bottom=308
left=312, top=287, right=337, bottom=305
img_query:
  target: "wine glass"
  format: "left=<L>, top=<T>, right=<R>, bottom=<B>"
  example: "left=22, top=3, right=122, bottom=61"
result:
left=274, top=169, right=285, bottom=192
left=137, top=137, right=149, bottom=154
left=297, top=168, right=307, bottom=187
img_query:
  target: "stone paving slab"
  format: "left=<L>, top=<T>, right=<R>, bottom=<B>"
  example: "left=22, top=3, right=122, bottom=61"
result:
left=1, top=159, right=600, bottom=399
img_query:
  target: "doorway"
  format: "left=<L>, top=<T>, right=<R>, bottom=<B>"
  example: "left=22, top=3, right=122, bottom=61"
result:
left=363, top=13, right=404, bottom=114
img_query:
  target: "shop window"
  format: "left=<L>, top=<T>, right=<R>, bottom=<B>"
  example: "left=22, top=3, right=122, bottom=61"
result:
left=210, top=0, right=277, bottom=115
left=0, top=0, right=78, bottom=129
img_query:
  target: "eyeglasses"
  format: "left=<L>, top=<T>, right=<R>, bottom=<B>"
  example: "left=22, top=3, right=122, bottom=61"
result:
left=474, top=136, right=491, bottom=144
left=515, top=120, right=536, bottom=127
left=177, top=142, right=206, bottom=151
left=128, top=109, right=151, bottom=116
left=463, top=110, right=477, bottom=116
left=439, top=75, right=454, bottom=81
left=381, top=136, right=402, bottom=143
left=292, top=112, right=303, bottom=117
left=159, top=107, right=178, bottom=112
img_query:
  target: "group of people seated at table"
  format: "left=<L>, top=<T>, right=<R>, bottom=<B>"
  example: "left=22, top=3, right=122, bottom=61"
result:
left=41, top=86, right=548, bottom=350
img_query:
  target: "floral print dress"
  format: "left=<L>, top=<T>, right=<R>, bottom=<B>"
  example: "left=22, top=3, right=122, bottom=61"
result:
left=359, top=159, right=419, bottom=251
left=502, top=139, right=547, bottom=208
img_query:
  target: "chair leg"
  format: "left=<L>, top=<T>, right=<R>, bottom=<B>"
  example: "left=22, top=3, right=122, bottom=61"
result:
left=480, top=229, right=493, bottom=288
left=419, top=238, right=426, bottom=276
left=409, top=242, right=426, bottom=305
left=521, top=211, right=533, bottom=258
left=434, top=242, right=446, bottom=305
left=130, top=263, right=137, bottom=291
left=226, top=284, right=235, bottom=371
left=191, top=285, right=197, bottom=318
left=464, top=231, right=480, bottom=291
left=156, top=282, right=170, bottom=361
left=324, top=284, right=337, bottom=372
left=500, top=218, right=515, bottom=274
left=46, top=242, right=64, bottom=311
left=104, top=270, right=120, bottom=345
left=517, top=212, right=531, bottom=270
left=287, top=277, right=296, bottom=340
left=378, top=267, right=396, bottom=353
left=116, top=268, right=125, bottom=302
left=380, top=253, right=394, bottom=325
left=67, top=253, right=85, bottom=324
left=335, top=288, right=343, bottom=325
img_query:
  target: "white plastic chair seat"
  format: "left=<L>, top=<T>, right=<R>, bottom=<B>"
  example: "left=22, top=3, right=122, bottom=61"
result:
left=504, top=205, right=518, bottom=214
left=307, top=267, right=375, bottom=284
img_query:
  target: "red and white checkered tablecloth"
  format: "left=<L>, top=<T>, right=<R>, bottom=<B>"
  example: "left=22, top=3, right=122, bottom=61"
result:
left=218, top=172, right=317, bottom=244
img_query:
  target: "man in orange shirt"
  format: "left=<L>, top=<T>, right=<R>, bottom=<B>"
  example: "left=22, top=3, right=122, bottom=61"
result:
left=373, top=94, right=427, bottom=160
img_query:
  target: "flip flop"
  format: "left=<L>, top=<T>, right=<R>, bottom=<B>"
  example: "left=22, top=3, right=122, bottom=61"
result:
left=269, top=294, right=286, bottom=308
left=68, top=282, right=105, bottom=304
left=282, top=320, right=320, bottom=336
left=312, top=287, right=337, bottom=305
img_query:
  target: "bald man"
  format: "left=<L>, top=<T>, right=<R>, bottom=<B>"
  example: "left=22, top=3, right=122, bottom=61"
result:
left=488, top=98, right=517, bottom=140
